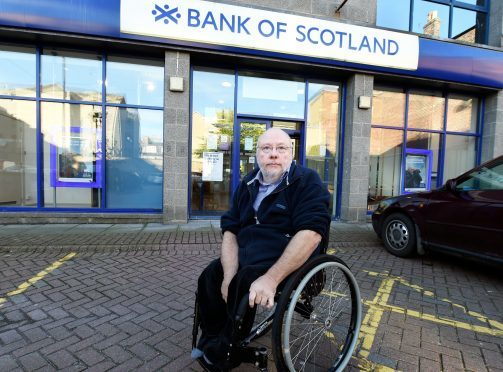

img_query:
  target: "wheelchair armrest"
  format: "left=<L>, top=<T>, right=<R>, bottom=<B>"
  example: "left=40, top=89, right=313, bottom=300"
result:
left=235, top=292, right=251, bottom=325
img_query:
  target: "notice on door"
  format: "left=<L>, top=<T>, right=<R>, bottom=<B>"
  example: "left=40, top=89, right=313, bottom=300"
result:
left=202, top=152, right=223, bottom=182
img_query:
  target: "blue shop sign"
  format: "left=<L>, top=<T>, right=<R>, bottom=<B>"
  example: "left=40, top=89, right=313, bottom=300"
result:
left=121, top=0, right=419, bottom=71
left=0, top=0, right=501, bottom=89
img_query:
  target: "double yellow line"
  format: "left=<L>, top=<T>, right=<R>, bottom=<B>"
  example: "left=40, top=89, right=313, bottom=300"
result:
left=0, top=252, right=76, bottom=306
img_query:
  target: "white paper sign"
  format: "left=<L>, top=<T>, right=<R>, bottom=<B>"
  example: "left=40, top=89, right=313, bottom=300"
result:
left=249, top=156, right=255, bottom=164
left=121, top=0, right=419, bottom=70
left=319, top=145, right=327, bottom=157
left=207, top=134, right=218, bottom=150
left=202, top=152, right=223, bottom=181
left=244, top=137, right=253, bottom=151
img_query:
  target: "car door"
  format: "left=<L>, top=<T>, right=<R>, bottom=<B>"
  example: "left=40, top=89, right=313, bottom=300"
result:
left=423, top=157, right=503, bottom=259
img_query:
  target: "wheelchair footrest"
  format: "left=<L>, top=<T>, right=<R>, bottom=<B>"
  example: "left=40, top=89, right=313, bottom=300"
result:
left=233, top=346, right=268, bottom=370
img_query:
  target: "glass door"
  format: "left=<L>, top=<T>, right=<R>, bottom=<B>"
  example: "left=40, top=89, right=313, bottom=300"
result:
left=232, top=118, right=304, bottom=191
left=237, top=118, right=269, bottom=181
left=271, top=121, right=303, bottom=165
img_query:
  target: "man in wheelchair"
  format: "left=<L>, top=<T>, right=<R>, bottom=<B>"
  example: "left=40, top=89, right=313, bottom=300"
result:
left=193, top=128, right=331, bottom=371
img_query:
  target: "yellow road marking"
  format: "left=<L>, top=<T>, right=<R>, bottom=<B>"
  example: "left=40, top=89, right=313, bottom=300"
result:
left=0, top=252, right=76, bottom=306
left=358, top=277, right=395, bottom=359
left=352, top=270, right=502, bottom=369
left=365, top=270, right=503, bottom=335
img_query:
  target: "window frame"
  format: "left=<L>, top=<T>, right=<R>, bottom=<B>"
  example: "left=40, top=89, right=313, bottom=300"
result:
left=376, top=0, right=490, bottom=44
left=0, top=43, right=165, bottom=213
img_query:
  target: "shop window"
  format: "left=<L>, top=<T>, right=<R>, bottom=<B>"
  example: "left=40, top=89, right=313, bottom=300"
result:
left=452, top=7, right=486, bottom=44
left=368, top=128, right=403, bottom=210
left=412, top=0, right=449, bottom=38
left=0, top=99, right=37, bottom=206
left=0, top=45, right=36, bottom=98
left=106, top=107, right=163, bottom=209
left=306, top=82, right=340, bottom=215
left=406, top=131, right=440, bottom=188
left=41, top=49, right=102, bottom=101
left=372, top=87, right=405, bottom=127
left=376, top=0, right=488, bottom=44
left=191, top=68, right=235, bottom=214
left=443, top=134, right=477, bottom=181
left=447, top=94, right=478, bottom=133
left=41, top=102, right=102, bottom=208
left=408, top=90, right=444, bottom=131
left=376, top=0, right=410, bottom=31
left=237, top=72, right=305, bottom=119
left=106, top=56, right=164, bottom=107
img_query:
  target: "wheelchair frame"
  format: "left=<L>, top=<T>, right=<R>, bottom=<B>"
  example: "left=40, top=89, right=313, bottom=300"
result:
left=192, top=254, right=362, bottom=372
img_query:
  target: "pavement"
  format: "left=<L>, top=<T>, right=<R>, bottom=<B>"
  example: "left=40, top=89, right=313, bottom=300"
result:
left=0, top=221, right=502, bottom=372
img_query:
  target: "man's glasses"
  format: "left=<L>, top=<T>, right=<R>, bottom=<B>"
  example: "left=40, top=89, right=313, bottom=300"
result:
left=258, top=145, right=291, bottom=154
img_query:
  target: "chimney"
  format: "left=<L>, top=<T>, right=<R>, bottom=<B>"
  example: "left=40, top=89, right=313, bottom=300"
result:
left=423, top=10, right=441, bottom=37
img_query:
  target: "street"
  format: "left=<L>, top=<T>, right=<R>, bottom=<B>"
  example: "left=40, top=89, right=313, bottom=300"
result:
left=0, top=222, right=502, bottom=371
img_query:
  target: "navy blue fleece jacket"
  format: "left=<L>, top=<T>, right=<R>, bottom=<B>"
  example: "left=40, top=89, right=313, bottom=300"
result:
left=220, top=163, right=331, bottom=267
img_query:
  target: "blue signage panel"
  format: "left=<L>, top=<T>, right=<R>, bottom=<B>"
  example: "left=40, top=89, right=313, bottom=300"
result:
left=418, top=38, right=503, bottom=88
left=0, top=0, right=119, bottom=36
left=0, top=0, right=501, bottom=89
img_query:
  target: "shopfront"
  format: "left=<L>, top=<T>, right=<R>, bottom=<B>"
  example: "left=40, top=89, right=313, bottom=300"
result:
left=367, top=86, right=482, bottom=211
left=0, top=46, right=165, bottom=212
left=0, top=0, right=501, bottom=224
left=190, top=68, right=340, bottom=217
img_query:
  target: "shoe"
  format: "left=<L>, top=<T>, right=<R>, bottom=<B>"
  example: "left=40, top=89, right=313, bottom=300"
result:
left=196, top=355, right=225, bottom=372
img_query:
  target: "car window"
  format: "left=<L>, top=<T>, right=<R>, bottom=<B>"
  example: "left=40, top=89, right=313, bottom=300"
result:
left=456, top=162, right=503, bottom=191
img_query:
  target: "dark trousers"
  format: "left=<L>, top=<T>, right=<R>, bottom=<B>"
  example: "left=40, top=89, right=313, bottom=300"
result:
left=197, top=259, right=269, bottom=369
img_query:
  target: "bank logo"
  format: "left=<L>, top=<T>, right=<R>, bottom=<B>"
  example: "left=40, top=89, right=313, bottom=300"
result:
left=152, top=4, right=181, bottom=25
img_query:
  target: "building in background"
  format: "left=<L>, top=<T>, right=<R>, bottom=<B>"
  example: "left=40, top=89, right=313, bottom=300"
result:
left=0, top=0, right=501, bottom=224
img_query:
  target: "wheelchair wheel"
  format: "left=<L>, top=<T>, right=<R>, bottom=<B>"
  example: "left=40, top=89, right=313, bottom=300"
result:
left=272, top=255, right=362, bottom=372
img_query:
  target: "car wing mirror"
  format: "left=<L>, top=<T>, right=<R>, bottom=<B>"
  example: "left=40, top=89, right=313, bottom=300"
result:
left=445, top=179, right=457, bottom=192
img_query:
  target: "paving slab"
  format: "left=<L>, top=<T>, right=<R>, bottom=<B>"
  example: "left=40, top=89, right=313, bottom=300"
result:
left=0, top=222, right=501, bottom=371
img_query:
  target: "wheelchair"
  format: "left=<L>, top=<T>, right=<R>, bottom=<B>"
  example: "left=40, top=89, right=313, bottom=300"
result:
left=192, top=252, right=362, bottom=371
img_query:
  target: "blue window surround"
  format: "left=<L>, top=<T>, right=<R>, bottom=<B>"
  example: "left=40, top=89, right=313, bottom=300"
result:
left=367, top=86, right=484, bottom=214
left=188, top=65, right=346, bottom=220
left=402, top=0, right=490, bottom=42
left=0, top=0, right=501, bottom=89
left=0, top=45, right=164, bottom=214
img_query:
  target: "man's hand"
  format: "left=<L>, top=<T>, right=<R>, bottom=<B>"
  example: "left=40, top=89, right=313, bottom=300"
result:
left=249, top=273, right=278, bottom=309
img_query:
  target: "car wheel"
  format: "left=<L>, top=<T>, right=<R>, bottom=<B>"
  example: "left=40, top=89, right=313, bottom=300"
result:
left=382, top=213, right=416, bottom=257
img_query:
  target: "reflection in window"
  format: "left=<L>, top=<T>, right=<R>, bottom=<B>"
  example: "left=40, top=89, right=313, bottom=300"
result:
left=306, top=82, right=340, bottom=215
left=443, top=135, right=476, bottom=181
left=106, top=56, right=164, bottom=107
left=191, top=68, right=235, bottom=214
left=372, top=88, right=405, bottom=127
left=413, top=1, right=449, bottom=38
left=376, top=0, right=410, bottom=31
left=0, top=99, right=37, bottom=206
left=447, top=94, right=478, bottom=133
left=456, top=162, right=503, bottom=191
left=106, top=108, right=163, bottom=209
left=41, top=49, right=102, bottom=101
left=406, top=131, right=440, bottom=188
left=368, top=128, right=403, bottom=210
left=452, top=7, right=486, bottom=44
left=377, top=0, right=488, bottom=44
left=237, top=72, right=305, bottom=119
left=0, top=45, right=36, bottom=97
left=41, top=102, right=102, bottom=208
left=408, top=90, right=444, bottom=131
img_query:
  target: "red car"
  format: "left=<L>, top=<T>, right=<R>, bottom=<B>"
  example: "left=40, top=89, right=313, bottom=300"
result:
left=372, top=155, right=503, bottom=265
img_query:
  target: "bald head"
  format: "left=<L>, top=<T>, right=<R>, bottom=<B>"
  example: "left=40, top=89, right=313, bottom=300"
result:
left=256, top=128, right=293, bottom=184
left=257, top=127, right=291, bottom=148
